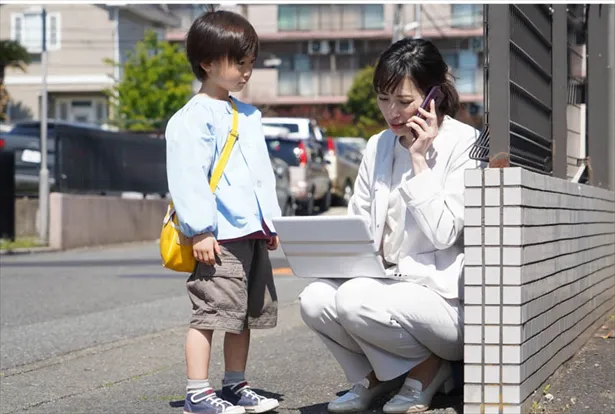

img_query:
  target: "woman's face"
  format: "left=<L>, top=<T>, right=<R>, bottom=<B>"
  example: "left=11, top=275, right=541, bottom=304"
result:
left=376, top=77, right=425, bottom=137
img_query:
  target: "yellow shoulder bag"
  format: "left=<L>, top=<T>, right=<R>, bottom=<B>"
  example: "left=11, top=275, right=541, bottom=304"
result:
left=159, top=99, right=239, bottom=272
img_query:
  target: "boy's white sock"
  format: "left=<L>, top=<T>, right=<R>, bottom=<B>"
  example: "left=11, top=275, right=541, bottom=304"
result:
left=187, top=378, right=211, bottom=392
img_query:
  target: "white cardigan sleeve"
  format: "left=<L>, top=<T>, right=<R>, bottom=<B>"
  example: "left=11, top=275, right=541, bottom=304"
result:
left=398, top=135, right=479, bottom=250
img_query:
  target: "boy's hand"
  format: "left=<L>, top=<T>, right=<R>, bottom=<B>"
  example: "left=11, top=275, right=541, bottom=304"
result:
left=192, top=232, right=221, bottom=265
left=266, top=235, right=279, bottom=251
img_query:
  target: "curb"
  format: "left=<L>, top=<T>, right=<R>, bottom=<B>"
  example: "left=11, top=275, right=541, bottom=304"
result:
left=0, top=240, right=160, bottom=257
left=0, top=246, right=59, bottom=256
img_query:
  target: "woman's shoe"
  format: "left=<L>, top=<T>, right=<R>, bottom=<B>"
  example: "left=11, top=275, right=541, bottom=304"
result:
left=328, top=377, right=399, bottom=413
left=382, top=360, right=454, bottom=413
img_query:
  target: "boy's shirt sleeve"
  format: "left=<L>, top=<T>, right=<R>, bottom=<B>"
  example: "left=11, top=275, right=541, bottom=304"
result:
left=165, top=105, right=217, bottom=238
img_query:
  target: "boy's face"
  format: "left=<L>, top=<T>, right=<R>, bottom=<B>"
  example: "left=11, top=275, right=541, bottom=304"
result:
left=203, top=54, right=256, bottom=93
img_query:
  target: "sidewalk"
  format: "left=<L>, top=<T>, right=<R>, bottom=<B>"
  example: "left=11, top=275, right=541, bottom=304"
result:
left=1, top=301, right=462, bottom=414
left=527, top=314, right=615, bottom=414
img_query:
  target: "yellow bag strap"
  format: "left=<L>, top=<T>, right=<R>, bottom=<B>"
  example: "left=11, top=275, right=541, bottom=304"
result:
left=209, top=98, right=239, bottom=192
left=167, top=98, right=238, bottom=217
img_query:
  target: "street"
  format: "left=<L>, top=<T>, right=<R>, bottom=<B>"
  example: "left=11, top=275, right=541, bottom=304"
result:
left=0, top=207, right=461, bottom=414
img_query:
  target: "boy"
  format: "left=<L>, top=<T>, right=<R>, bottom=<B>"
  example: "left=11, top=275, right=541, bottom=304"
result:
left=165, top=10, right=281, bottom=414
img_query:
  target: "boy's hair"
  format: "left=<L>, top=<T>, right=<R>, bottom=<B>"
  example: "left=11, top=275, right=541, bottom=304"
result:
left=186, top=10, right=259, bottom=81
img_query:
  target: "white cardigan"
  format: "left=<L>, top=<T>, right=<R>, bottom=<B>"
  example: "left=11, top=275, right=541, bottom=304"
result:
left=348, top=116, right=482, bottom=300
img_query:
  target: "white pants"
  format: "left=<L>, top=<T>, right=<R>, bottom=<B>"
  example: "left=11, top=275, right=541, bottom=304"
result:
left=299, top=277, right=463, bottom=383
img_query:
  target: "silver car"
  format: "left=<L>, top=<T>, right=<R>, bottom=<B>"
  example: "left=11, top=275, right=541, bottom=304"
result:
left=264, top=127, right=331, bottom=215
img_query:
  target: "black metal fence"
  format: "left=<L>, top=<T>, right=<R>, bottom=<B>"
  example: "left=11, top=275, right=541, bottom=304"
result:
left=0, top=150, right=16, bottom=240
left=472, top=4, right=614, bottom=189
left=54, top=124, right=168, bottom=195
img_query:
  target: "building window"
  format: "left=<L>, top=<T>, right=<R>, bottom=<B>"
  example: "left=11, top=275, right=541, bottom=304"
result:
left=278, top=54, right=314, bottom=96
left=55, top=98, right=107, bottom=125
left=11, top=9, right=61, bottom=53
left=455, top=68, right=477, bottom=94
left=278, top=4, right=384, bottom=31
left=58, top=101, right=68, bottom=120
left=362, top=5, right=384, bottom=30
left=441, top=50, right=479, bottom=94
left=451, top=4, right=482, bottom=28
left=441, top=52, right=459, bottom=69
left=278, top=5, right=313, bottom=31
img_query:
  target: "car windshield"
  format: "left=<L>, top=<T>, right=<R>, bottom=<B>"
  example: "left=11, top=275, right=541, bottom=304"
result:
left=266, top=138, right=300, bottom=166
left=262, top=123, right=300, bottom=133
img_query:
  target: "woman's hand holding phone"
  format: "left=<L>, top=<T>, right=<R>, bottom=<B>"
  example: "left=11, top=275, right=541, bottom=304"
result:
left=406, top=98, right=439, bottom=161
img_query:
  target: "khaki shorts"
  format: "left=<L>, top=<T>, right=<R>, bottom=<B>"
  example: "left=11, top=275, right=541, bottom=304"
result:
left=186, top=239, right=278, bottom=334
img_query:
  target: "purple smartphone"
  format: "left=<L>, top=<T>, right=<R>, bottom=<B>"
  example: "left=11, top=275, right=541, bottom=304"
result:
left=411, top=86, right=444, bottom=138
left=418, top=86, right=444, bottom=119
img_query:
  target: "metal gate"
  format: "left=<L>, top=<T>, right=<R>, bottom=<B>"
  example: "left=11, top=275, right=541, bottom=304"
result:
left=471, top=4, right=567, bottom=176
left=470, top=4, right=612, bottom=189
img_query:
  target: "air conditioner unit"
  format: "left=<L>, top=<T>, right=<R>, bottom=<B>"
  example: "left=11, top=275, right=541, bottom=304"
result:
left=335, top=39, right=355, bottom=55
left=308, top=40, right=330, bottom=55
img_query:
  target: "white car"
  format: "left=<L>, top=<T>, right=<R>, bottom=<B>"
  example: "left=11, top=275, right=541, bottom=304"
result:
left=261, top=117, right=325, bottom=142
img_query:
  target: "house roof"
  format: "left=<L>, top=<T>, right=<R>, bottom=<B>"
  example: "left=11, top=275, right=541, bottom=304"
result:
left=121, top=4, right=181, bottom=28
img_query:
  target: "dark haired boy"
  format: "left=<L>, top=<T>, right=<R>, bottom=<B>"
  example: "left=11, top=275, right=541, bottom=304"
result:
left=165, top=10, right=281, bottom=414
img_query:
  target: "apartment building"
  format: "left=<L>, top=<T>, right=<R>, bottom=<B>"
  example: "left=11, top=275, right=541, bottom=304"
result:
left=0, top=3, right=179, bottom=125
left=166, top=4, right=485, bottom=127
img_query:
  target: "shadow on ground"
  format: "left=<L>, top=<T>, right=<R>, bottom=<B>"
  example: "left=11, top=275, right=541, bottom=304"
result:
left=295, top=383, right=462, bottom=414
left=169, top=389, right=285, bottom=410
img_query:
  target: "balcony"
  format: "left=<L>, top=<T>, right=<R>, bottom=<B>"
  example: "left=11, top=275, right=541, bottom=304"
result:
left=278, top=4, right=385, bottom=32
left=244, top=67, right=483, bottom=106
left=450, top=4, right=484, bottom=29
left=278, top=70, right=355, bottom=101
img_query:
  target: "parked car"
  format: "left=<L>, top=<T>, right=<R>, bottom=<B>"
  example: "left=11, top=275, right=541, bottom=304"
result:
left=264, top=127, right=331, bottom=215
left=261, top=117, right=325, bottom=142
left=269, top=156, right=295, bottom=217
left=323, top=137, right=363, bottom=206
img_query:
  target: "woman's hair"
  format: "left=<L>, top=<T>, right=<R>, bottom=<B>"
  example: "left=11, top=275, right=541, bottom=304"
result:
left=373, top=38, right=460, bottom=118
left=186, top=10, right=259, bottom=81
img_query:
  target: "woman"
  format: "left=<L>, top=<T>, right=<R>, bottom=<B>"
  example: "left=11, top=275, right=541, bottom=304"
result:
left=299, top=38, right=481, bottom=413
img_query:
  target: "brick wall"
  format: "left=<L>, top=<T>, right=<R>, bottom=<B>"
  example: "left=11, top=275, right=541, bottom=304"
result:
left=462, top=167, right=615, bottom=414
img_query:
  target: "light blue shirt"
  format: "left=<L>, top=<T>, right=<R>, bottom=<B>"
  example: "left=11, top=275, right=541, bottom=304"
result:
left=165, top=94, right=281, bottom=240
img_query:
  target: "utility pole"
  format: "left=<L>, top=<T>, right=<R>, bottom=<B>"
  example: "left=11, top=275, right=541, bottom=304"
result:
left=38, top=8, right=49, bottom=243
left=392, top=4, right=403, bottom=43
left=414, top=4, right=421, bottom=38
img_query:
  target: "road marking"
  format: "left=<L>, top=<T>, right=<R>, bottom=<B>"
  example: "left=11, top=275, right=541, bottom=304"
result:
left=273, top=267, right=293, bottom=275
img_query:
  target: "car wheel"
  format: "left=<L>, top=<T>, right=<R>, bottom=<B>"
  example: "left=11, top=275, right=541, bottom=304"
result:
left=297, top=192, right=315, bottom=216
left=317, top=187, right=331, bottom=212
left=304, top=194, right=315, bottom=216
left=283, top=198, right=295, bottom=216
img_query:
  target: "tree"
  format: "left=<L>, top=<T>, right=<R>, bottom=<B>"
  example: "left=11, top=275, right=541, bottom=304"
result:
left=0, top=40, right=32, bottom=121
left=343, top=65, right=386, bottom=138
left=105, top=30, right=194, bottom=132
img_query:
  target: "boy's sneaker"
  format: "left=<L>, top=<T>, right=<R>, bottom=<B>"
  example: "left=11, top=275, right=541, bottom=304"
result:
left=221, top=381, right=280, bottom=413
left=184, top=388, right=246, bottom=414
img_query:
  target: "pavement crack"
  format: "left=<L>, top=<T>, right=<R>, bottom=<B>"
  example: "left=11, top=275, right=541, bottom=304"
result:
left=4, top=366, right=171, bottom=413
left=1, top=326, right=185, bottom=378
